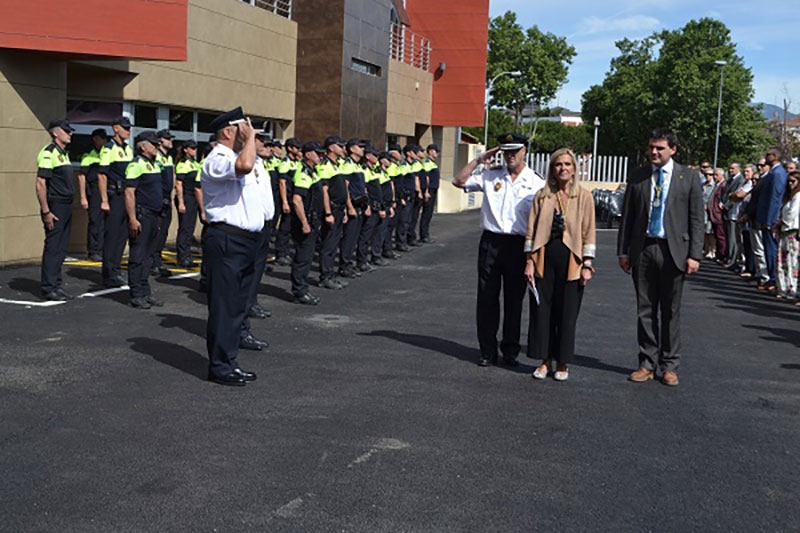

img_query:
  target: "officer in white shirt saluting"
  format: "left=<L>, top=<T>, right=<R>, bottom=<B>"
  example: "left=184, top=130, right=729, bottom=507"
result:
left=202, top=107, right=270, bottom=387
left=453, top=133, right=546, bottom=367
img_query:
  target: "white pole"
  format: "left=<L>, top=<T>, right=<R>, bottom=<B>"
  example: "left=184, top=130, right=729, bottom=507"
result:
left=713, top=61, right=726, bottom=169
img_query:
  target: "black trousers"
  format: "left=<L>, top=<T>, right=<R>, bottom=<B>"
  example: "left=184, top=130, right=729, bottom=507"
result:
left=274, top=210, right=293, bottom=259
left=358, top=210, right=380, bottom=265
left=204, top=225, right=258, bottom=378
left=127, top=209, right=160, bottom=299
left=419, top=188, right=437, bottom=240
left=151, top=203, right=171, bottom=269
left=242, top=221, right=272, bottom=339
left=527, top=240, right=583, bottom=364
left=175, top=191, right=199, bottom=265
left=86, top=181, right=104, bottom=256
left=373, top=213, right=389, bottom=257
left=476, top=231, right=527, bottom=360
left=319, top=207, right=344, bottom=280
left=395, top=197, right=413, bottom=246
left=340, top=206, right=364, bottom=269
left=632, top=239, right=685, bottom=371
left=40, top=201, right=73, bottom=293
left=383, top=208, right=397, bottom=254
left=291, top=215, right=320, bottom=297
left=102, top=190, right=128, bottom=283
left=408, top=195, right=423, bottom=243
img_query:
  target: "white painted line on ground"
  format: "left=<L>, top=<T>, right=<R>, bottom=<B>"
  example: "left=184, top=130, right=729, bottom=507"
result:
left=0, top=298, right=66, bottom=307
left=168, top=272, right=200, bottom=280
left=78, top=286, right=129, bottom=298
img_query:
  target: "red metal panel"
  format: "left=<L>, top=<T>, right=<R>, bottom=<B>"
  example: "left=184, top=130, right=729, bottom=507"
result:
left=0, top=0, right=188, bottom=61
left=405, top=0, right=489, bottom=127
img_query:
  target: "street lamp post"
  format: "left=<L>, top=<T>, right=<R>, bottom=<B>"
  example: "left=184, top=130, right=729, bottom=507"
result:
left=713, top=60, right=727, bottom=169
left=483, top=70, right=522, bottom=150
left=592, top=116, right=600, bottom=181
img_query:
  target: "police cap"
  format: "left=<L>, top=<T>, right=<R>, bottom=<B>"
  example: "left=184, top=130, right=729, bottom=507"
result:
left=402, top=144, right=417, bottom=155
left=365, top=145, right=379, bottom=156
left=378, top=151, right=391, bottom=161
left=346, top=138, right=366, bottom=149
left=181, top=139, right=198, bottom=149
left=388, top=143, right=401, bottom=152
left=285, top=137, right=302, bottom=148
left=497, top=132, right=528, bottom=150
left=47, top=118, right=76, bottom=133
left=134, top=131, right=159, bottom=146
left=302, top=141, right=326, bottom=154
left=156, top=129, right=174, bottom=140
left=426, top=144, right=440, bottom=152
left=324, top=135, right=346, bottom=148
left=255, top=131, right=271, bottom=141
left=111, top=116, right=132, bottom=129
left=208, top=106, right=244, bottom=132
left=270, top=139, right=284, bottom=148
left=91, top=128, right=108, bottom=139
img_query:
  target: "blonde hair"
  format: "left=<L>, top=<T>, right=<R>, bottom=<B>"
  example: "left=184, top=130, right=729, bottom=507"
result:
left=544, top=148, right=578, bottom=198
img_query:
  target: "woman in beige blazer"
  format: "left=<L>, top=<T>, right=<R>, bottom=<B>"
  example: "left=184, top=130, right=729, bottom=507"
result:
left=524, top=148, right=596, bottom=381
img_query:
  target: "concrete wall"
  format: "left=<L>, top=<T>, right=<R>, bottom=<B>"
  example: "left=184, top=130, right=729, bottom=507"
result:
left=0, top=51, right=66, bottom=264
left=385, top=59, right=432, bottom=137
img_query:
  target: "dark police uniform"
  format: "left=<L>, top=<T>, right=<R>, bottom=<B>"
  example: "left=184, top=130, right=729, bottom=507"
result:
left=125, top=138, right=164, bottom=308
left=152, top=138, right=175, bottom=275
left=317, top=148, right=349, bottom=285
left=407, top=152, right=426, bottom=245
left=420, top=148, right=440, bottom=242
left=275, top=151, right=300, bottom=263
left=174, top=153, right=201, bottom=266
left=202, top=107, right=265, bottom=386
left=339, top=150, right=368, bottom=276
left=372, top=156, right=395, bottom=262
left=37, top=134, right=75, bottom=297
left=80, top=137, right=105, bottom=259
left=383, top=157, right=402, bottom=257
left=394, top=156, right=416, bottom=250
left=99, top=129, right=134, bottom=285
left=357, top=155, right=384, bottom=269
left=291, top=145, right=326, bottom=302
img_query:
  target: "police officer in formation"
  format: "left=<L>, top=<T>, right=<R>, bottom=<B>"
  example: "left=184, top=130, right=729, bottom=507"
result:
left=151, top=129, right=175, bottom=278
left=317, top=136, right=350, bottom=289
left=78, top=128, right=108, bottom=262
left=125, top=131, right=166, bottom=309
left=174, top=139, right=202, bottom=268
left=99, top=116, right=134, bottom=288
left=419, top=144, right=440, bottom=243
left=36, top=119, right=77, bottom=301
left=274, top=137, right=302, bottom=265
left=339, top=138, right=368, bottom=278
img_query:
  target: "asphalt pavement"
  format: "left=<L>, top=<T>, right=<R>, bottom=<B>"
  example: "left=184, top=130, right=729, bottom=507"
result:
left=1, top=210, right=798, bottom=532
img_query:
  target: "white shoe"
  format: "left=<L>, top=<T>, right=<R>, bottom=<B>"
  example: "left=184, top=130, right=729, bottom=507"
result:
left=532, top=363, right=549, bottom=380
left=553, top=369, right=569, bottom=381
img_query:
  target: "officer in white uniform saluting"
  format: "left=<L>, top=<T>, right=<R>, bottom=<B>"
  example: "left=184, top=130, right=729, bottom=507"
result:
left=453, top=133, right=546, bottom=367
left=202, top=107, right=269, bottom=387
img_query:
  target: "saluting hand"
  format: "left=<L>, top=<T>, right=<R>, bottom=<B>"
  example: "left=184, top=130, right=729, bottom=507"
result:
left=237, top=117, right=255, bottom=144
left=478, top=147, right=500, bottom=165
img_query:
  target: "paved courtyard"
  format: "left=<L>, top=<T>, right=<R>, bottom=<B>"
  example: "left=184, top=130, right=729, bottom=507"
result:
left=1, top=210, right=798, bottom=531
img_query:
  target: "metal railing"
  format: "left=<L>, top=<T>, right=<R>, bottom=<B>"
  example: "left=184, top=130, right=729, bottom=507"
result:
left=390, top=23, right=431, bottom=71
left=241, top=0, right=292, bottom=19
left=491, top=152, right=630, bottom=183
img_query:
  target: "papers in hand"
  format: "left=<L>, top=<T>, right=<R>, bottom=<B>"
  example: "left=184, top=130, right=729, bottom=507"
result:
left=527, top=278, right=540, bottom=305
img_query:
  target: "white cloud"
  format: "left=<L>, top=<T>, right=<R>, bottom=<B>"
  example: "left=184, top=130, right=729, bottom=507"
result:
left=576, top=14, right=661, bottom=36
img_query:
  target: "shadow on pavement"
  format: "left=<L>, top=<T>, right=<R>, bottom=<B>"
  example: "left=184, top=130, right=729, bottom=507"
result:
left=8, top=277, right=42, bottom=298
left=571, top=354, right=631, bottom=376
left=65, top=267, right=105, bottom=289
left=781, top=363, right=800, bottom=370
left=743, top=325, right=800, bottom=348
left=358, top=329, right=533, bottom=373
left=127, top=336, right=207, bottom=380
left=157, top=313, right=205, bottom=338
left=260, top=282, right=294, bottom=303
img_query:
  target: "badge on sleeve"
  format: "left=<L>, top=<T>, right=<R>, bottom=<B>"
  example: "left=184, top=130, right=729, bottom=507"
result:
left=494, top=182, right=502, bottom=192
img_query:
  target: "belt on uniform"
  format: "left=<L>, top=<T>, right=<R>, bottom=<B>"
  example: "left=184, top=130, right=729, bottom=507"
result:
left=208, top=222, right=260, bottom=240
left=47, top=196, right=74, bottom=205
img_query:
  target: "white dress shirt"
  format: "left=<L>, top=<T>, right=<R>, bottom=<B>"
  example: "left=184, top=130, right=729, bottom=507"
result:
left=201, top=144, right=267, bottom=232
left=646, top=158, right=674, bottom=239
left=463, top=165, right=545, bottom=235
left=254, top=156, right=275, bottom=222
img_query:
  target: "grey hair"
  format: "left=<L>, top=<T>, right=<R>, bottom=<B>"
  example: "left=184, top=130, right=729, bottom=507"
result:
left=745, top=164, right=756, bottom=174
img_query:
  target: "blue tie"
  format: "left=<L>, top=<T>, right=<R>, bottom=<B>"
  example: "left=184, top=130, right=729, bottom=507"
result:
left=648, top=168, right=664, bottom=237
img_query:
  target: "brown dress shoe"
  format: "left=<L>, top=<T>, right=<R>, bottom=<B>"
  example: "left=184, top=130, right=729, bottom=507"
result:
left=662, top=370, right=679, bottom=387
left=628, top=367, right=654, bottom=382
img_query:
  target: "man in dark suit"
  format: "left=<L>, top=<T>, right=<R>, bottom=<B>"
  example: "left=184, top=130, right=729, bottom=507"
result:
left=754, top=147, right=787, bottom=291
left=617, top=128, right=704, bottom=387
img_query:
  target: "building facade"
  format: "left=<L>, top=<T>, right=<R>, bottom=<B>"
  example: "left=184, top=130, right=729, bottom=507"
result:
left=0, top=0, right=488, bottom=265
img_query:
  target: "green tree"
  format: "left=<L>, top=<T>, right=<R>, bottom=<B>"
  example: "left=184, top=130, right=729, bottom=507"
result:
left=487, top=12, right=576, bottom=130
left=463, top=109, right=515, bottom=149
left=582, top=18, right=771, bottom=166
left=529, top=121, right=593, bottom=154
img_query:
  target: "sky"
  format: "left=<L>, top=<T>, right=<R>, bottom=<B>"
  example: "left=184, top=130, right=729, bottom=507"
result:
left=488, top=0, right=800, bottom=115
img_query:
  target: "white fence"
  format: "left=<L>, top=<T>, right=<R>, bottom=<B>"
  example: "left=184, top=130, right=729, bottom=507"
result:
left=493, top=152, right=629, bottom=183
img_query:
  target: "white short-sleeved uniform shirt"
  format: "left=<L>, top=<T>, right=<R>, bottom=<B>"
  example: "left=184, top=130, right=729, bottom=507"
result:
left=201, top=144, right=268, bottom=232
left=254, top=156, right=275, bottom=222
left=463, top=165, right=545, bottom=235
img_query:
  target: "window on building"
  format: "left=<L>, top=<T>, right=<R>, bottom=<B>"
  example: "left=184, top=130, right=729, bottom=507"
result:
left=169, top=108, right=193, bottom=132
left=351, top=58, right=382, bottom=78
left=134, top=104, right=158, bottom=128
left=66, top=100, right=123, bottom=124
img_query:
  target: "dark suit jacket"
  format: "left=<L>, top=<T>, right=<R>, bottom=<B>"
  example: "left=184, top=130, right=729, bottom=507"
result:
left=617, top=162, right=705, bottom=272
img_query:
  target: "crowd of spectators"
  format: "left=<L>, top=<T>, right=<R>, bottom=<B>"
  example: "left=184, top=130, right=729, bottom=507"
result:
left=695, top=148, right=800, bottom=306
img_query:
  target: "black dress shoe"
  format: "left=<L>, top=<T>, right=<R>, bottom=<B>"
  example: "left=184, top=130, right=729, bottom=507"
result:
left=372, top=257, right=389, bottom=266
left=147, top=295, right=164, bottom=307
left=295, top=293, right=320, bottom=305
left=248, top=305, right=268, bottom=319
left=409, top=240, right=423, bottom=247
left=233, top=368, right=257, bottom=382
left=42, top=290, right=68, bottom=302
left=104, top=276, right=127, bottom=288
left=55, top=288, right=75, bottom=300
left=421, top=237, right=436, bottom=244
left=129, top=297, right=152, bottom=309
left=396, top=244, right=410, bottom=252
left=208, top=371, right=246, bottom=386
left=275, top=256, right=292, bottom=266
left=88, top=253, right=103, bottom=262
left=502, top=356, right=520, bottom=367
left=157, top=266, right=171, bottom=278
left=478, top=355, right=498, bottom=367
left=239, top=334, right=269, bottom=350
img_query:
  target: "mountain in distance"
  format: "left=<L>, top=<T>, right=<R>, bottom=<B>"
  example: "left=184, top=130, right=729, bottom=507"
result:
left=752, top=102, right=799, bottom=122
